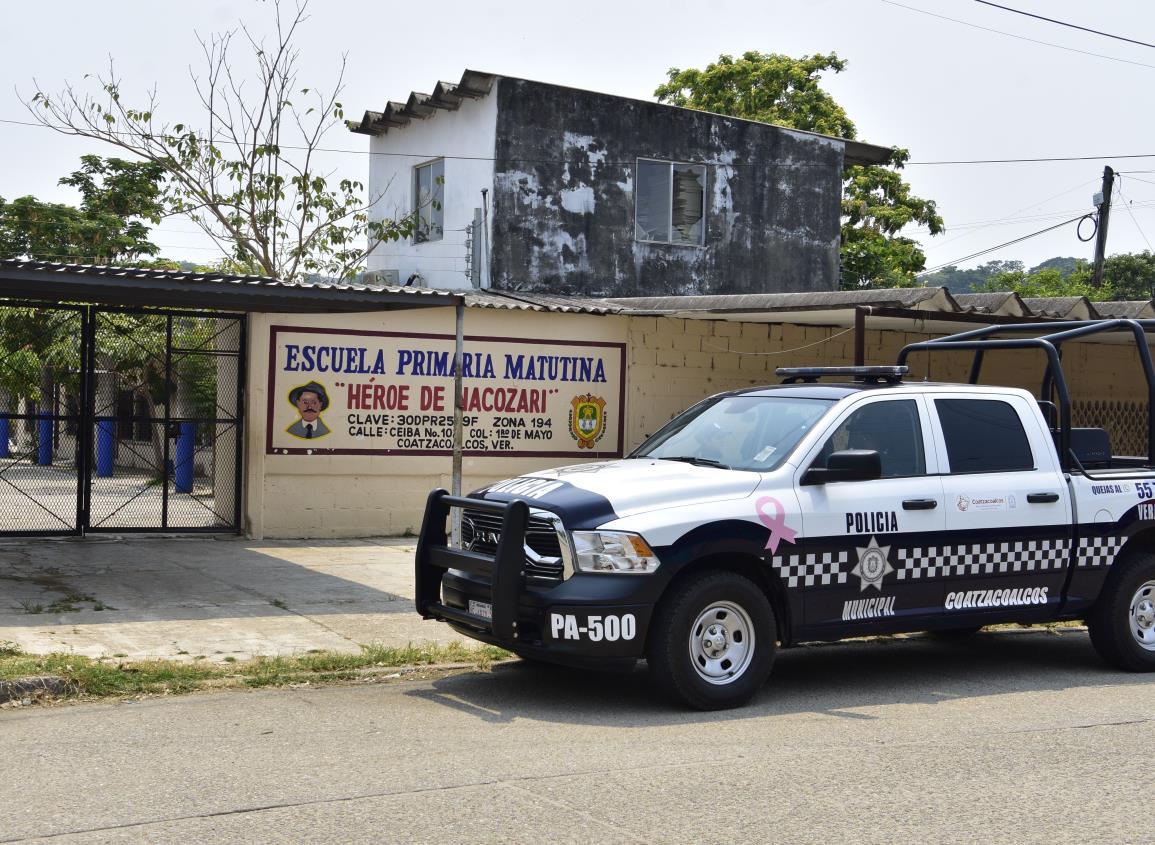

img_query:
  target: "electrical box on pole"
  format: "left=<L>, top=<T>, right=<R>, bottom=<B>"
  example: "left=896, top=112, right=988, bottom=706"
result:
left=1092, top=166, right=1115, bottom=287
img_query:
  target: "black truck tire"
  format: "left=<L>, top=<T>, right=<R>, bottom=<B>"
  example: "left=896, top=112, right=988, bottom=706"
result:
left=647, top=570, right=776, bottom=710
left=1087, top=550, right=1155, bottom=671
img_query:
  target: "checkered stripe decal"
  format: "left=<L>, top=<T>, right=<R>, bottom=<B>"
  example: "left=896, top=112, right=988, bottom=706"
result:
left=894, top=539, right=1071, bottom=580
left=770, top=552, right=849, bottom=588
left=1076, top=536, right=1124, bottom=568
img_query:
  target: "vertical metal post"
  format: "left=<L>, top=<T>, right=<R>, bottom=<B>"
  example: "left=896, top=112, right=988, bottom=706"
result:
left=480, top=189, right=491, bottom=290
left=1092, top=166, right=1115, bottom=288
left=451, top=299, right=465, bottom=546
left=234, top=315, right=247, bottom=533
left=77, top=307, right=95, bottom=535
left=854, top=306, right=868, bottom=366
left=162, top=315, right=172, bottom=530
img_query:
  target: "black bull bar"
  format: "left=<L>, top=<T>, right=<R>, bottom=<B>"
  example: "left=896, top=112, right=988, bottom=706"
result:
left=415, top=489, right=529, bottom=640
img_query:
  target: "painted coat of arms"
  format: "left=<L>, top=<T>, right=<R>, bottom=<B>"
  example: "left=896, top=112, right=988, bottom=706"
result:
left=569, top=394, right=607, bottom=449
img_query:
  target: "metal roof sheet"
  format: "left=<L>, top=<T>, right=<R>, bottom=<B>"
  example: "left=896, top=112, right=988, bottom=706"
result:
left=0, top=259, right=460, bottom=313
left=603, top=287, right=956, bottom=314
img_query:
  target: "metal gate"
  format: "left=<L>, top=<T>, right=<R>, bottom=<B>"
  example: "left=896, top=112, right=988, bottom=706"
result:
left=0, top=303, right=245, bottom=535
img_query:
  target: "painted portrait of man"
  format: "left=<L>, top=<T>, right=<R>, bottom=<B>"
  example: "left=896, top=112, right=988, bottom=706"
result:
left=287, top=381, right=331, bottom=440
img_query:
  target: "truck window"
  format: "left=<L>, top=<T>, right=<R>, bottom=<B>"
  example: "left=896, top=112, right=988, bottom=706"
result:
left=816, top=399, right=925, bottom=478
left=934, top=398, right=1034, bottom=473
left=635, top=395, right=833, bottom=471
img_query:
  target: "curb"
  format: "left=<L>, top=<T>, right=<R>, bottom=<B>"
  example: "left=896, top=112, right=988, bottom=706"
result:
left=0, top=675, right=78, bottom=703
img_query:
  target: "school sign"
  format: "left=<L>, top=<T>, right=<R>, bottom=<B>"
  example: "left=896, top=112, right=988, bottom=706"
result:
left=266, top=326, right=626, bottom=457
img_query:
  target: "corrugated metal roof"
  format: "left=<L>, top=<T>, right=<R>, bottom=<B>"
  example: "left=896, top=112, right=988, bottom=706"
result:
left=604, top=287, right=955, bottom=314
left=0, top=259, right=459, bottom=313
left=349, top=71, right=497, bottom=136
left=1019, top=297, right=1096, bottom=320
left=462, top=290, right=622, bottom=314
left=953, top=292, right=1029, bottom=316
left=1092, top=300, right=1155, bottom=319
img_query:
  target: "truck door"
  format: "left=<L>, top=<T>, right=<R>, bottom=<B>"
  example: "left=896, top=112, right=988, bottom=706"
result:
left=927, top=393, right=1072, bottom=622
left=794, top=395, right=946, bottom=634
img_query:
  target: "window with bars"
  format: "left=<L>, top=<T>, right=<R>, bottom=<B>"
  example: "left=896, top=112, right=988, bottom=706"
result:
left=634, top=158, right=707, bottom=246
left=413, top=159, right=445, bottom=243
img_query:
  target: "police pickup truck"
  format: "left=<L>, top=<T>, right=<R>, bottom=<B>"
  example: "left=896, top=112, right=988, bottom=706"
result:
left=415, top=320, right=1155, bottom=709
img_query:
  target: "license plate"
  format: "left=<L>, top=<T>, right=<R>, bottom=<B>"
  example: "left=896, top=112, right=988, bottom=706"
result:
left=468, top=600, right=493, bottom=621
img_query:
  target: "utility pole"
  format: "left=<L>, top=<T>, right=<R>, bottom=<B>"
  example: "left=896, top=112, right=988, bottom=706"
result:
left=1092, top=165, right=1115, bottom=288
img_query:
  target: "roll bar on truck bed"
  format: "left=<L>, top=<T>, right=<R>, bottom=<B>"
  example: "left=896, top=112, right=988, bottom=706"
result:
left=897, top=318, right=1155, bottom=472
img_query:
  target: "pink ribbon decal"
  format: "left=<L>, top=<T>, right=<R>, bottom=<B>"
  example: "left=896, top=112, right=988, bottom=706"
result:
left=756, top=496, right=798, bottom=554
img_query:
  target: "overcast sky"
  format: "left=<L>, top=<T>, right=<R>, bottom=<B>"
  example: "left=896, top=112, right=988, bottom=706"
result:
left=2, top=0, right=1153, bottom=276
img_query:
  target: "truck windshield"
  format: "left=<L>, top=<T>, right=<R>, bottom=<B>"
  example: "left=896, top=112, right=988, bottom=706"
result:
left=633, top=395, right=835, bottom=472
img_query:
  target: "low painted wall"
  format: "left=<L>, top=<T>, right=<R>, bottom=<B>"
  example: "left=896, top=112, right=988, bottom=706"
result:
left=245, top=307, right=1150, bottom=538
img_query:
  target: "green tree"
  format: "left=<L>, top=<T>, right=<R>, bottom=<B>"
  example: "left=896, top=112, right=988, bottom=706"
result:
left=980, top=264, right=1115, bottom=301
left=24, top=0, right=413, bottom=281
left=1102, top=251, right=1155, bottom=300
left=0, top=155, right=164, bottom=264
left=655, top=51, right=944, bottom=289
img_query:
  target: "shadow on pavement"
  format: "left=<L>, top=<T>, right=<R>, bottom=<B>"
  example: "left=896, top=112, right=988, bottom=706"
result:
left=0, top=535, right=417, bottom=628
left=405, top=629, right=1155, bottom=725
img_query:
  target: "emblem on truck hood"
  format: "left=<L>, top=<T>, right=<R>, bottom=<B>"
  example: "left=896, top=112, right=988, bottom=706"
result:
left=852, top=536, right=893, bottom=591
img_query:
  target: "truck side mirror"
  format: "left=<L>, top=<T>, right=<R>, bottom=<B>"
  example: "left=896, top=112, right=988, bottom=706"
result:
left=802, top=449, right=883, bottom=485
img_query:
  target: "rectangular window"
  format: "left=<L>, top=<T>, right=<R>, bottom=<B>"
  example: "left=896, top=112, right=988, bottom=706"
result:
left=414, top=159, right=444, bottom=243
left=820, top=399, right=926, bottom=478
left=635, top=158, right=706, bottom=246
left=935, top=399, right=1034, bottom=473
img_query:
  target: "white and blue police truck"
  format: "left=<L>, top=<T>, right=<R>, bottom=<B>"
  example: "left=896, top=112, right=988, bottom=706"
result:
left=415, top=320, right=1155, bottom=709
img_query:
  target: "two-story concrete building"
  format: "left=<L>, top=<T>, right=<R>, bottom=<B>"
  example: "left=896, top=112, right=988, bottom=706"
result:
left=350, top=71, right=891, bottom=297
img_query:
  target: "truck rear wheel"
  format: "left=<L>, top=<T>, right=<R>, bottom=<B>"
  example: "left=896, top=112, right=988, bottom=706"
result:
left=647, top=570, right=776, bottom=710
left=1088, top=551, right=1155, bottom=671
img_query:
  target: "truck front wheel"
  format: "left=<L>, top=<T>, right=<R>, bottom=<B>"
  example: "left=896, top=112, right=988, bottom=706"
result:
left=647, top=571, right=776, bottom=710
left=1088, top=551, right=1155, bottom=671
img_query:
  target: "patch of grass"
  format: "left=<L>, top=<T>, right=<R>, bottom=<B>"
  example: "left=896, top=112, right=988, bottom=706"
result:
left=18, top=601, right=43, bottom=614
left=0, top=642, right=510, bottom=703
left=269, top=599, right=289, bottom=611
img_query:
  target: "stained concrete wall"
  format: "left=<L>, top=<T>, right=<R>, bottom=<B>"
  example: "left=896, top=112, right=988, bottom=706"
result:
left=491, top=78, right=844, bottom=297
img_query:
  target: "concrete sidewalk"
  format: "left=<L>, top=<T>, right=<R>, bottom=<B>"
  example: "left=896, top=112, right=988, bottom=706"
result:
left=0, top=535, right=470, bottom=661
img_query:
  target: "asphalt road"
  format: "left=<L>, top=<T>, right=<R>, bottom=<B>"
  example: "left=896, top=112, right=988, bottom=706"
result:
left=3, top=629, right=1153, bottom=845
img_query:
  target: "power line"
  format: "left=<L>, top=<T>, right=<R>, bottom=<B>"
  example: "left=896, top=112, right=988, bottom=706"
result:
left=1116, top=179, right=1154, bottom=251
left=973, top=1, right=1155, bottom=51
left=908, top=153, right=1155, bottom=165
left=7, top=114, right=1155, bottom=169
left=879, top=0, right=1155, bottom=71
left=916, top=214, right=1087, bottom=276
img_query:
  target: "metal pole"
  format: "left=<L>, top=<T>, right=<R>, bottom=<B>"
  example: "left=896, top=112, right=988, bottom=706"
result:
left=1092, top=166, right=1114, bottom=288
left=854, top=306, right=868, bottom=366
left=451, top=299, right=464, bottom=547
left=480, top=189, right=490, bottom=290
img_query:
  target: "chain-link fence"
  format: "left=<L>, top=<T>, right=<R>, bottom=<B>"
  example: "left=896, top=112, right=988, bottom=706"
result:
left=0, top=304, right=244, bottom=534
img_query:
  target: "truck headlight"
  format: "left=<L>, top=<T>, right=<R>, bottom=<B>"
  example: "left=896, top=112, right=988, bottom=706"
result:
left=572, top=531, right=660, bottom=574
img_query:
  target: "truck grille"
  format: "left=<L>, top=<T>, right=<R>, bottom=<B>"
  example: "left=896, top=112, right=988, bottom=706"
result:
left=460, top=507, right=566, bottom=580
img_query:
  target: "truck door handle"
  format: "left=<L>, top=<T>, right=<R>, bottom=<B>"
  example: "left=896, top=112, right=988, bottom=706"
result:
left=1027, top=492, right=1060, bottom=504
left=902, top=498, right=938, bottom=510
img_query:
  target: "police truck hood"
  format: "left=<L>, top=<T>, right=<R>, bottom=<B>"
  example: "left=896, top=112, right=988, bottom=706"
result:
left=473, top=460, right=761, bottom=529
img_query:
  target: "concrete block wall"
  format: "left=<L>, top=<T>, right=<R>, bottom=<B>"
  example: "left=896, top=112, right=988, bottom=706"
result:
left=624, top=315, right=1142, bottom=447
left=245, top=307, right=1152, bottom=539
